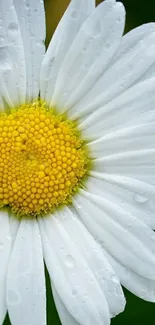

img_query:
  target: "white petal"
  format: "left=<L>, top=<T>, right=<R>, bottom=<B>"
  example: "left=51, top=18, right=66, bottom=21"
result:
left=0, top=0, right=26, bottom=106
left=9, top=214, right=20, bottom=245
left=73, top=191, right=155, bottom=280
left=53, top=287, right=80, bottom=325
left=40, top=0, right=95, bottom=103
left=91, top=149, right=155, bottom=186
left=87, top=123, right=155, bottom=157
left=80, top=77, right=155, bottom=139
left=0, top=96, right=5, bottom=112
left=7, top=218, right=46, bottom=325
left=0, top=211, right=12, bottom=324
left=52, top=207, right=125, bottom=318
left=103, top=251, right=155, bottom=302
left=94, top=149, right=155, bottom=174
left=72, top=23, right=155, bottom=119
left=140, top=62, right=155, bottom=81
left=86, top=175, right=155, bottom=229
left=14, top=0, right=45, bottom=102
left=52, top=1, right=125, bottom=112
left=39, top=214, right=110, bottom=325
left=111, top=23, right=155, bottom=63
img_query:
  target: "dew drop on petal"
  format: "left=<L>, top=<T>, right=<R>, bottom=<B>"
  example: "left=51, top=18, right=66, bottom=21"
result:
left=116, top=17, right=122, bottom=23
left=0, top=46, right=13, bottom=69
left=111, top=274, right=119, bottom=284
left=6, top=235, right=12, bottom=241
left=72, top=289, right=77, bottom=296
left=7, top=289, right=21, bottom=306
left=0, top=36, right=5, bottom=42
left=0, top=242, right=4, bottom=249
left=25, top=2, right=30, bottom=9
left=76, top=203, right=82, bottom=209
left=93, top=21, right=101, bottom=37
left=134, top=194, right=148, bottom=204
left=64, top=255, right=76, bottom=268
left=71, top=10, right=78, bottom=19
left=8, top=22, right=19, bottom=32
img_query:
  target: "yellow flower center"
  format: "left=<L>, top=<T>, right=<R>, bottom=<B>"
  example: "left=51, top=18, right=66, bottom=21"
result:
left=0, top=101, right=89, bottom=218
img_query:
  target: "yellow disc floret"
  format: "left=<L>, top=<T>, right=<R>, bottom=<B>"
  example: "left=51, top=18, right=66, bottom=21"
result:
left=0, top=101, right=89, bottom=217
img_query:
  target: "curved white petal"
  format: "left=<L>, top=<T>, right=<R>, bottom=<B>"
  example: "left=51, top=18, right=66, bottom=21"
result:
left=86, top=175, right=155, bottom=229
left=52, top=206, right=125, bottom=318
left=14, top=0, right=45, bottom=102
left=39, top=214, right=110, bottom=325
left=87, top=123, right=155, bottom=157
left=0, top=211, right=12, bottom=325
left=80, top=77, right=155, bottom=139
left=111, top=23, right=155, bottom=63
left=103, top=250, right=155, bottom=302
left=40, top=0, right=95, bottom=103
left=9, top=214, right=20, bottom=245
left=52, top=1, right=125, bottom=112
left=93, top=149, right=155, bottom=176
left=7, top=218, right=46, bottom=325
left=91, top=148, right=155, bottom=186
left=72, top=23, right=155, bottom=119
left=53, top=287, right=80, bottom=325
left=73, top=191, right=155, bottom=280
left=0, top=0, right=26, bottom=106
left=140, top=61, right=155, bottom=81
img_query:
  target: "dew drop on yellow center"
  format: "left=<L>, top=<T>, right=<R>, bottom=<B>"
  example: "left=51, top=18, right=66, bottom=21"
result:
left=0, top=101, right=89, bottom=217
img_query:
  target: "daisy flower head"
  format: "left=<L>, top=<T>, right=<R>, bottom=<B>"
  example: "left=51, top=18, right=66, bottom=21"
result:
left=0, top=0, right=155, bottom=324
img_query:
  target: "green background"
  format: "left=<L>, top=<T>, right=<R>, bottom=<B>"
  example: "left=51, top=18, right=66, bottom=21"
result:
left=4, top=0, right=155, bottom=324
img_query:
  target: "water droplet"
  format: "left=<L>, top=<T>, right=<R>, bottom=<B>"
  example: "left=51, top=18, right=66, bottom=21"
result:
left=93, top=21, right=101, bottom=37
left=101, top=277, right=105, bottom=284
left=61, top=212, right=68, bottom=221
left=105, top=41, right=110, bottom=49
left=0, top=242, right=4, bottom=249
left=0, top=46, right=13, bottom=69
left=72, top=289, right=77, bottom=296
left=82, top=46, right=87, bottom=52
left=0, top=46, right=8, bottom=60
left=0, top=36, right=5, bottom=42
left=36, top=40, right=45, bottom=48
left=84, top=63, right=89, bottom=69
left=111, top=274, right=119, bottom=284
left=64, top=255, right=76, bottom=268
left=134, top=194, right=148, bottom=204
left=77, top=203, right=82, bottom=209
left=71, top=10, right=78, bottom=19
left=7, top=289, right=21, bottom=306
left=8, top=22, right=18, bottom=32
left=6, top=235, right=11, bottom=241
left=84, top=249, right=89, bottom=257
left=116, top=17, right=122, bottom=23
left=25, top=3, right=30, bottom=9
left=120, top=200, right=124, bottom=207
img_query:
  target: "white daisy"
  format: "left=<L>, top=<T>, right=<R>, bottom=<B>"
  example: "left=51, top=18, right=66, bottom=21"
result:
left=0, top=0, right=155, bottom=324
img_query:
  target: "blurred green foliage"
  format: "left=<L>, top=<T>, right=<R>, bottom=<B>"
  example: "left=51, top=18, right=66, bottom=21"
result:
left=3, top=0, right=155, bottom=324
